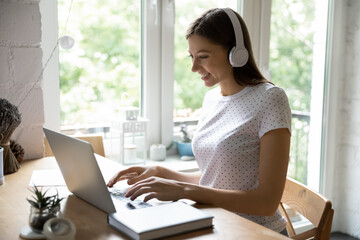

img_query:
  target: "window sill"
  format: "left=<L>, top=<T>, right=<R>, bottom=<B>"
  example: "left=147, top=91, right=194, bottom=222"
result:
left=292, top=214, right=314, bottom=234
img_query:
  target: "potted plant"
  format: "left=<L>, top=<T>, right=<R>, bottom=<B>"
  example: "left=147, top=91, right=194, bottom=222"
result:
left=175, top=124, right=194, bottom=157
left=27, top=186, right=64, bottom=233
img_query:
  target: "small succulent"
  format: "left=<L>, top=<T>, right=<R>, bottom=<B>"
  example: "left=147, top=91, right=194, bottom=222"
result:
left=27, top=186, right=64, bottom=210
left=180, top=124, right=191, bottom=143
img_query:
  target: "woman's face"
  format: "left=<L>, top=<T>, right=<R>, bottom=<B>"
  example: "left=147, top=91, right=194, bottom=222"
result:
left=188, top=34, right=234, bottom=88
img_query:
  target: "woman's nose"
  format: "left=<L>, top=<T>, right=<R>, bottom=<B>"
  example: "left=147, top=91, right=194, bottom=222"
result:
left=191, top=59, right=199, bottom=72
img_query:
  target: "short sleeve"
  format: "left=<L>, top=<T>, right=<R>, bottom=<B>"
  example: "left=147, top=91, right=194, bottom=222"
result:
left=258, top=87, right=292, bottom=138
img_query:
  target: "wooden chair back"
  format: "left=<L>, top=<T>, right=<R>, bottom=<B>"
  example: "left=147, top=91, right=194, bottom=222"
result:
left=279, top=177, right=334, bottom=240
left=44, top=135, right=105, bottom=157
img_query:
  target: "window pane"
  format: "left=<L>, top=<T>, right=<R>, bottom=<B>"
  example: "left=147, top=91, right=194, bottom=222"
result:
left=58, top=0, right=141, bottom=133
left=269, top=0, right=328, bottom=185
left=174, top=0, right=237, bottom=137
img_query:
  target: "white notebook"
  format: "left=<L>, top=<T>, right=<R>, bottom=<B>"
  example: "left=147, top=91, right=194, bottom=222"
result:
left=108, top=201, right=213, bottom=240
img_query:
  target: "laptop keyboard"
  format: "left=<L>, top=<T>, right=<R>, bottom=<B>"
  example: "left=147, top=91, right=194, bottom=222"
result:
left=109, top=187, right=152, bottom=210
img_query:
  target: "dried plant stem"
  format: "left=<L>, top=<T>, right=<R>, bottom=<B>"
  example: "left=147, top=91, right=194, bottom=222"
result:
left=0, top=99, right=22, bottom=174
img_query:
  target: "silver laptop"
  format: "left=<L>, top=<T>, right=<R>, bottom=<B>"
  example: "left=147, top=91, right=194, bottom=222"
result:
left=43, top=128, right=152, bottom=213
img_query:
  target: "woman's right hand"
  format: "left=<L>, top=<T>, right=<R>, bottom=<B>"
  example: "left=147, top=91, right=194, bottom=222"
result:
left=107, top=166, right=160, bottom=187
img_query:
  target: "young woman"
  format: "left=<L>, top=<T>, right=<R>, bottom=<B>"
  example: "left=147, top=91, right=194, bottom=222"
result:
left=108, top=8, right=291, bottom=235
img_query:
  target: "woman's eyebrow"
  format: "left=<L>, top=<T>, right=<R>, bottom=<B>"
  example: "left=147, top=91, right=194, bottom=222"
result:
left=188, top=49, right=211, bottom=55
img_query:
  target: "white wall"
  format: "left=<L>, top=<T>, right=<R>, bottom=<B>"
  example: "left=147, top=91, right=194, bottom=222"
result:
left=0, top=0, right=44, bottom=159
left=330, top=0, right=360, bottom=237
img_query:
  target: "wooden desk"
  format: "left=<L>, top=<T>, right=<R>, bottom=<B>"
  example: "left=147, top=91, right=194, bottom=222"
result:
left=0, top=157, right=290, bottom=240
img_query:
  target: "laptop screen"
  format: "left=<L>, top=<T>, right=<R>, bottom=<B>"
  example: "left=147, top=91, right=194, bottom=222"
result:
left=43, top=128, right=116, bottom=213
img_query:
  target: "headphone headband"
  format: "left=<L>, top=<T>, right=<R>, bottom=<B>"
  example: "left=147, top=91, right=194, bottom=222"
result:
left=222, top=8, right=249, bottom=67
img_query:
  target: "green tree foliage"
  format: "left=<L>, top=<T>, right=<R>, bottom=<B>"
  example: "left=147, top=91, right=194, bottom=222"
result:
left=58, top=0, right=140, bottom=125
left=270, top=0, right=314, bottom=113
left=174, top=0, right=237, bottom=112
left=174, top=3, right=208, bottom=111
left=270, top=0, right=315, bottom=184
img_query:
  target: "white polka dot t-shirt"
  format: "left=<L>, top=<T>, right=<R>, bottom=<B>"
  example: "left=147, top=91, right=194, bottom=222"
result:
left=192, top=83, right=292, bottom=232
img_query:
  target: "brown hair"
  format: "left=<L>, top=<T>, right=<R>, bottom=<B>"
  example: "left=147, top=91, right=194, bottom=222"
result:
left=186, top=8, right=271, bottom=86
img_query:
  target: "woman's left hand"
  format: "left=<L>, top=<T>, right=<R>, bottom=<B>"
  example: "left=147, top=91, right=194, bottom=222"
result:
left=125, top=177, right=186, bottom=202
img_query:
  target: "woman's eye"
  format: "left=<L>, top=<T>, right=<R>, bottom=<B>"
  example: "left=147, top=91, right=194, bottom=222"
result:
left=199, top=56, right=208, bottom=59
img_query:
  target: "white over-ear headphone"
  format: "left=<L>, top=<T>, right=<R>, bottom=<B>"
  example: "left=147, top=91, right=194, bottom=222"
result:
left=222, top=8, right=249, bottom=67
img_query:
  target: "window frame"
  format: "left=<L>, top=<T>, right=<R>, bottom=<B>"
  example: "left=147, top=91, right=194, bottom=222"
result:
left=42, top=0, right=61, bottom=132
left=321, top=0, right=345, bottom=198
left=142, top=0, right=175, bottom=149
left=242, top=0, right=329, bottom=192
left=44, top=0, right=336, bottom=193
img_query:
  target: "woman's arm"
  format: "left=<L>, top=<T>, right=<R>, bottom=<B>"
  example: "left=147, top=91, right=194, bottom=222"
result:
left=156, top=167, right=202, bottom=185
left=126, top=128, right=290, bottom=216
left=107, top=165, right=201, bottom=187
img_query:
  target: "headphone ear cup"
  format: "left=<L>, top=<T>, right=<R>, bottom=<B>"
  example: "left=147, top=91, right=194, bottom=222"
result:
left=229, top=47, right=249, bottom=67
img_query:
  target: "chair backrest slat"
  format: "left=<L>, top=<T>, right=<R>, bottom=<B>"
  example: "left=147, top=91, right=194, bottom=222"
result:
left=44, top=135, right=105, bottom=157
left=280, top=177, right=334, bottom=240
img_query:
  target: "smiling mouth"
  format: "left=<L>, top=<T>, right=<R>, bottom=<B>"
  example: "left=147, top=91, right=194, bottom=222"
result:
left=201, top=73, right=210, bottom=79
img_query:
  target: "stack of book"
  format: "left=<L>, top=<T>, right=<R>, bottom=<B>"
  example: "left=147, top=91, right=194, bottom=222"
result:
left=108, top=201, right=214, bottom=240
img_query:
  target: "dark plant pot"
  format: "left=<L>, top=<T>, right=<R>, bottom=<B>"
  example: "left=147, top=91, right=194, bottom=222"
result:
left=176, top=141, right=194, bottom=157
